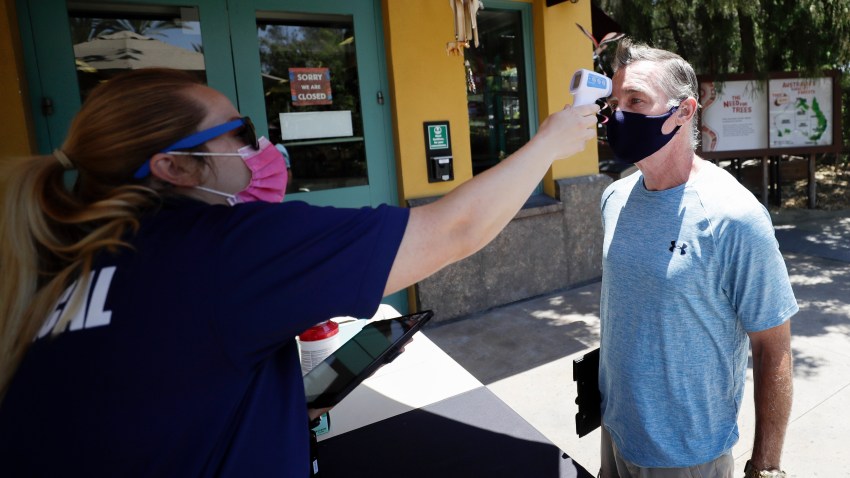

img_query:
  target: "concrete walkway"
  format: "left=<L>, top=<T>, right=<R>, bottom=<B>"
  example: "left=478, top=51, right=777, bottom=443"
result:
left=425, top=209, right=850, bottom=477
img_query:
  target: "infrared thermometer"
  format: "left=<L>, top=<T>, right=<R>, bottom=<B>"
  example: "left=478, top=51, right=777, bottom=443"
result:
left=570, top=69, right=612, bottom=106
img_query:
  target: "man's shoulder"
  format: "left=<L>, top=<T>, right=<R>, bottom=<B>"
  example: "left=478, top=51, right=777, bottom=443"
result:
left=690, top=164, right=775, bottom=239
left=693, top=164, right=767, bottom=216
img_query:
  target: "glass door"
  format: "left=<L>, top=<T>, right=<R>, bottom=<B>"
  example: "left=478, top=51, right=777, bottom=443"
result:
left=464, top=1, right=537, bottom=178
left=228, top=0, right=396, bottom=208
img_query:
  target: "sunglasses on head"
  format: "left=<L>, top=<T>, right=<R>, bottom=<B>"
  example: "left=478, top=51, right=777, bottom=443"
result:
left=133, top=116, right=258, bottom=179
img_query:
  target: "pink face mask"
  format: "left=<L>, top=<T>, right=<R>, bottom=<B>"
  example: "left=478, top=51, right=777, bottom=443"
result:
left=195, top=137, right=288, bottom=205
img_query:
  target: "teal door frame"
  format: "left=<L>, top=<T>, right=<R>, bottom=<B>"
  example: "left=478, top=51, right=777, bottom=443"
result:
left=228, top=0, right=398, bottom=209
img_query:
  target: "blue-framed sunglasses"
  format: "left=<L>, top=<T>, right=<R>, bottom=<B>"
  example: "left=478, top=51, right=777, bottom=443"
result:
left=133, top=116, right=258, bottom=179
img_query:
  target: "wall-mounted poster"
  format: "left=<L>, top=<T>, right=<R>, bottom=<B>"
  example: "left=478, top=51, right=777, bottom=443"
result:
left=699, top=80, right=767, bottom=152
left=768, top=77, right=833, bottom=148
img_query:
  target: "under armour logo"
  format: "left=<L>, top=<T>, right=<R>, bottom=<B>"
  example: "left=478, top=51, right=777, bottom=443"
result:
left=669, top=241, right=687, bottom=255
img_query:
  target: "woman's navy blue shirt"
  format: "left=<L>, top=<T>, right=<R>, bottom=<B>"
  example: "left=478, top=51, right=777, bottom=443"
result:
left=0, top=197, right=409, bottom=477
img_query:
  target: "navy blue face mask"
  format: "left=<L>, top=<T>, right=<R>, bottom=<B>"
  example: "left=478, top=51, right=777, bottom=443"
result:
left=606, top=106, right=680, bottom=164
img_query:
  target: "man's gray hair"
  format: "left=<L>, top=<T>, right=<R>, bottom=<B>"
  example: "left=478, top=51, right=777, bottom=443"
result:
left=612, top=38, right=700, bottom=150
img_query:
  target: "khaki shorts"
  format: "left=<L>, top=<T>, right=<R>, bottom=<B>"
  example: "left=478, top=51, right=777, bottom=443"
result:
left=599, top=426, right=734, bottom=478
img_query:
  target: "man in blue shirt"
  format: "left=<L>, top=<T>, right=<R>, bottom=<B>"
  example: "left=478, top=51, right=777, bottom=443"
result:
left=598, top=39, right=796, bottom=478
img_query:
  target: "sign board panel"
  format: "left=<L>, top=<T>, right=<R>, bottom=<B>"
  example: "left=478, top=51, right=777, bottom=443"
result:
left=768, top=77, right=833, bottom=148
left=699, top=80, right=768, bottom=152
left=697, top=72, right=840, bottom=158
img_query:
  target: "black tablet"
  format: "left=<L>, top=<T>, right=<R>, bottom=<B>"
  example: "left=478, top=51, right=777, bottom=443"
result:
left=303, top=310, right=434, bottom=409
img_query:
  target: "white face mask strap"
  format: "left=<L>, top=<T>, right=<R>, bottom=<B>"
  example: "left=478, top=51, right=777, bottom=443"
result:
left=194, top=186, right=239, bottom=206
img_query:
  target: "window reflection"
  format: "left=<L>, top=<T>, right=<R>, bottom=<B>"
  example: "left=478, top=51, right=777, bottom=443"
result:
left=257, top=15, right=367, bottom=193
left=68, top=4, right=206, bottom=102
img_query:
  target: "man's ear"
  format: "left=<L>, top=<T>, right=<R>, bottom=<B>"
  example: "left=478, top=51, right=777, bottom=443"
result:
left=677, top=97, right=699, bottom=124
left=149, top=153, right=202, bottom=187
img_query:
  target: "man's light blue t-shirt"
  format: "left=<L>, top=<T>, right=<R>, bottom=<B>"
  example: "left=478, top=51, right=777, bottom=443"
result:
left=599, top=161, right=798, bottom=467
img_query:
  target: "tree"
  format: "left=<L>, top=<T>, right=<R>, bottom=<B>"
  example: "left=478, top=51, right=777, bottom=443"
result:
left=595, top=0, right=850, bottom=151
left=596, top=0, right=850, bottom=75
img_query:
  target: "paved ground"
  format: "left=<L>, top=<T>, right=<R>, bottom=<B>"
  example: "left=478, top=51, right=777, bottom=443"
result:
left=425, top=209, right=850, bottom=477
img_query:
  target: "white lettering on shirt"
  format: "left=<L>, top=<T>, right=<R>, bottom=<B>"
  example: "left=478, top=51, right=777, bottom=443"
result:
left=84, top=267, right=114, bottom=328
left=36, top=267, right=116, bottom=340
left=37, top=282, right=75, bottom=339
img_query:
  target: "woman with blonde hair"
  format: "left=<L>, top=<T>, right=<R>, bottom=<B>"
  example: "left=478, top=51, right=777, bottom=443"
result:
left=0, top=68, right=598, bottom=476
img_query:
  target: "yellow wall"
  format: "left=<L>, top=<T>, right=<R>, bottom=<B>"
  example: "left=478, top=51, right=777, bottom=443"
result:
left=0, top=0, right=34, bottom=158
left=383, top=0, right=598, bottom=202
left=382, top=0, right=473, bottom=201
left=531, top=0, right=598, bottom=196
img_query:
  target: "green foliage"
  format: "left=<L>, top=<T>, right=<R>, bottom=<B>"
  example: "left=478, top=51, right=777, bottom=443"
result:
left=595, top=0, right=850, bottom=148
left=595, top=0, right=850, bottom=75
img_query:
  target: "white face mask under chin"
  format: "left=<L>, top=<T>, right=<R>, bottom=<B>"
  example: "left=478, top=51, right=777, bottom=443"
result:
left=194, top=185, right=239, bottom=206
